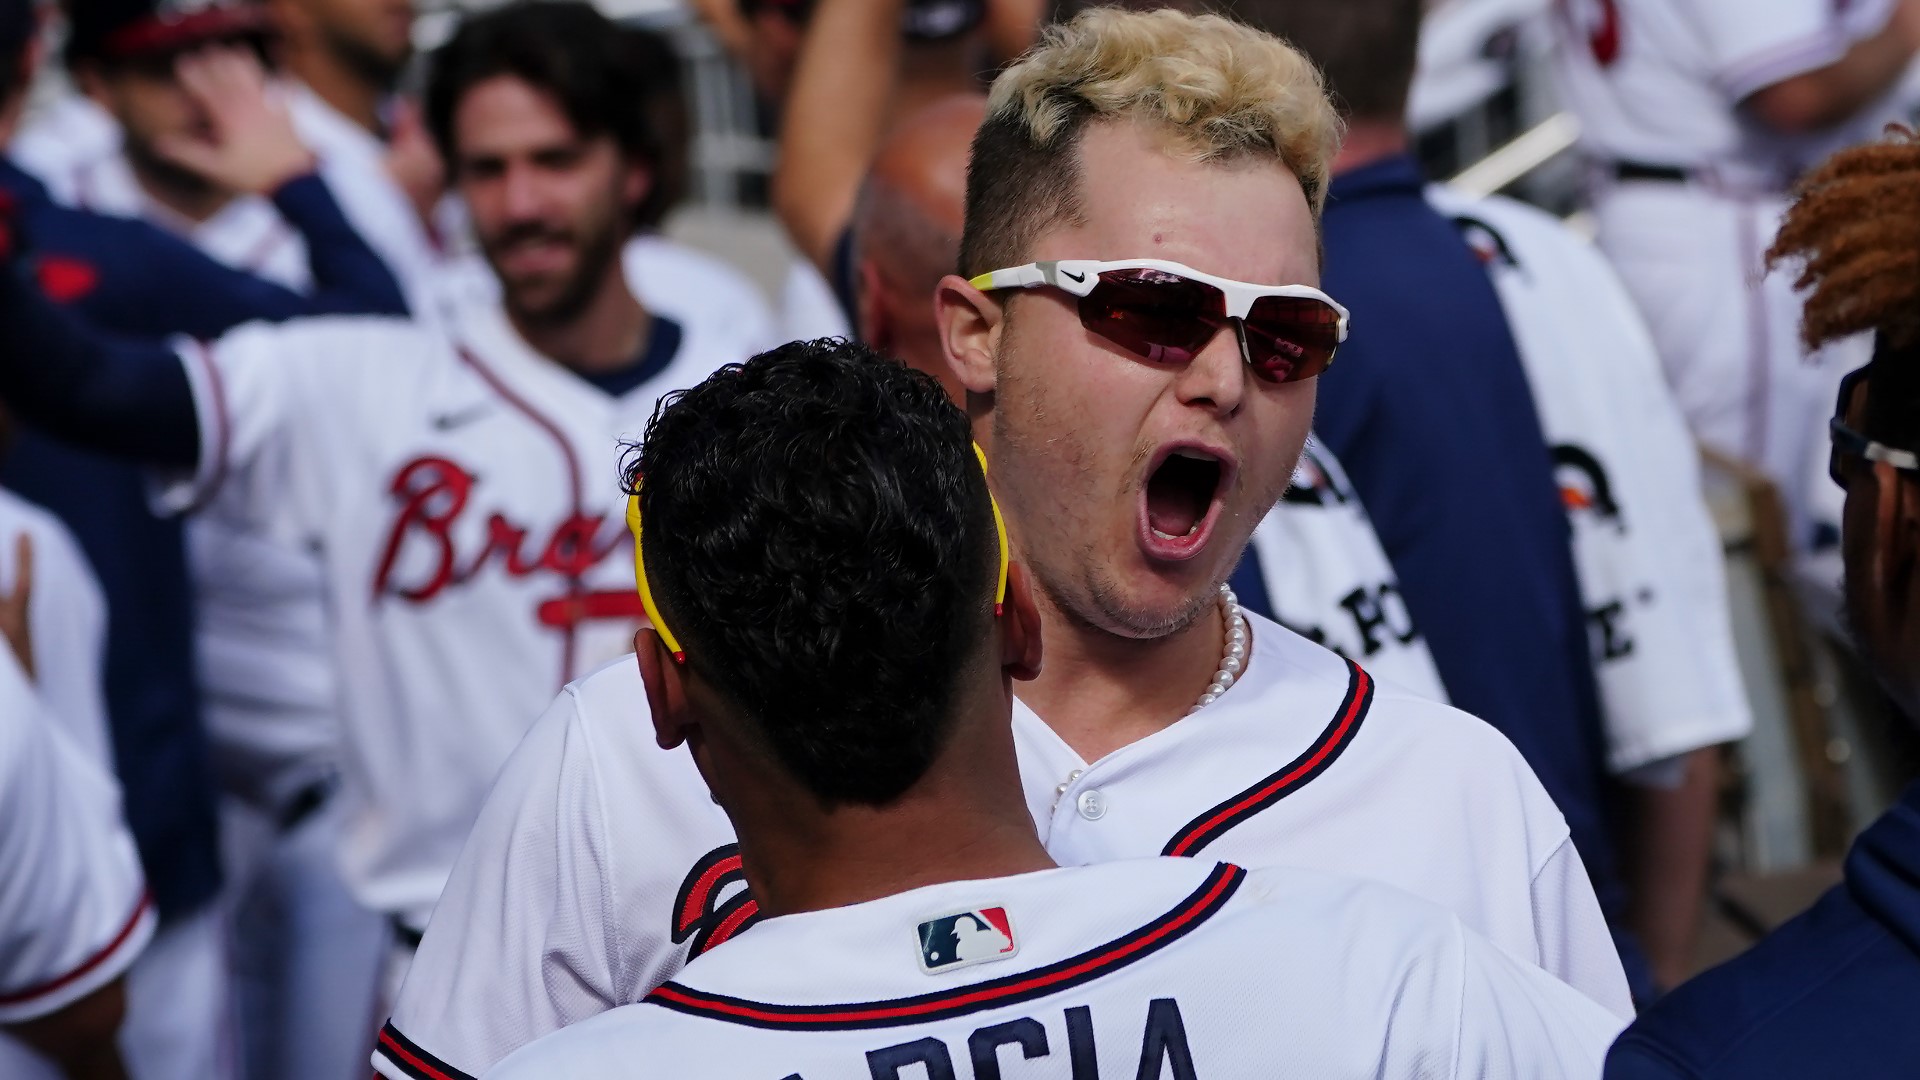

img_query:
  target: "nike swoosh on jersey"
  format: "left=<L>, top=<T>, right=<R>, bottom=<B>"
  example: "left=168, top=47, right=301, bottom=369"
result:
left=431, top=405, right=492, bottom=431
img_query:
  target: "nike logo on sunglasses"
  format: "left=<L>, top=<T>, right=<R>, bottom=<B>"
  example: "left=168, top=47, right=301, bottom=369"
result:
left=1062, top=270, right=1087, bottom=283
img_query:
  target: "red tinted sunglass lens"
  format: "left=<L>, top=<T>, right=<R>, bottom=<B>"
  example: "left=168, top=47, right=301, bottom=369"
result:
left=1077, top=269, right=1224, bottom=364
left=1243, top=295, right=1341, bottom=383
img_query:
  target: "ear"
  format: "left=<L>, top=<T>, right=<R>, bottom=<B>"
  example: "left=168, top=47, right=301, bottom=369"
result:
left=1000, top=560, right=1043, bottom=682
left=934, top=273, right=1002, bottom=398
left=634, top=627, right=691, bottom=751
left=856, top=258, right=889, bottom=350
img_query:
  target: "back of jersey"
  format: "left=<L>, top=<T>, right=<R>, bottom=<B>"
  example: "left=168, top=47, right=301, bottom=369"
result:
left=481, top=859, right=1622, bottom=1079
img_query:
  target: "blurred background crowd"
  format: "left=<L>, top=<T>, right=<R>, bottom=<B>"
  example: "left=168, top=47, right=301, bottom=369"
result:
left=1, top=0, right=1918, bottom=1075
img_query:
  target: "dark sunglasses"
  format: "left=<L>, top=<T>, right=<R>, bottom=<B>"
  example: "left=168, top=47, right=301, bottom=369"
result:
left=968, top=259, right=1350, bottom=384
left=1830, top=365, right=1920, bottom=489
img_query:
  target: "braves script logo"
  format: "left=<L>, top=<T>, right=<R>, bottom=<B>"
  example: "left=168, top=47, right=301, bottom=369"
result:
left=372, top=456, right=643, bottom=627
left=673, top=845, right=762, bottom=959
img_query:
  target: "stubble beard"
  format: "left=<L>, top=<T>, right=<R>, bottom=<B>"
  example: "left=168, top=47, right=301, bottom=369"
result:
left=493, top=217, right=623, bottom=329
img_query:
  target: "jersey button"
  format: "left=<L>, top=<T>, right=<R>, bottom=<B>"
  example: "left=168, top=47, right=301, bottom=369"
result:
left=1076, top=790, right=1108, bottom=821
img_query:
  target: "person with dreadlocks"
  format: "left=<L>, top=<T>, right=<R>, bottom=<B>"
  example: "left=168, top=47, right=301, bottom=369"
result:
left=1605, top=128, right=1920, bottom=1078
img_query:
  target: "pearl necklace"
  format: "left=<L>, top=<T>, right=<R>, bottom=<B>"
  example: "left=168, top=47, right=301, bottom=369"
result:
left=1052, top=583, right=1249, bottom=810
left=1189, top=582, right=1249, bottom=715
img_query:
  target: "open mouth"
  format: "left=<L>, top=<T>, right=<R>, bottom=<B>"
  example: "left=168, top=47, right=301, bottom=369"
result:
left=1139, top=446, right=1230, bottom=561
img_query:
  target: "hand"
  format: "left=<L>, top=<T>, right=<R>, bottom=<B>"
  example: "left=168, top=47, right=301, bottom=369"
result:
left=1, top=532, right=33, bottom=681
left=154, top=47, right=316, bottom=196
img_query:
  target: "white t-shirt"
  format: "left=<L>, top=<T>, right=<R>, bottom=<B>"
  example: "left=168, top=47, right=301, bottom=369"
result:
left=0, top=645, right=154, bottom=1026
left=1430, top=185, right=1755, bottom=775
left=484, top=859, right=1624, bottom=1080
left=1553, top=0, right=1904, bottom=184
left=377, top=615, right=1629, bottom=1080
left=159, top=296, right=753, bottom=923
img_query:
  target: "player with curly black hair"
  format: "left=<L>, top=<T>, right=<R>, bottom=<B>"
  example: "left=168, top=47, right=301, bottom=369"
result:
left=623, top=337, right=1021, bottom=807
left=480, top=336, right=1620, bottom=1079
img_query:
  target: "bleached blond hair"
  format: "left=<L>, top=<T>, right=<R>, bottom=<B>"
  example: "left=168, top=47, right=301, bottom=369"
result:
left=958, top=6, right=1343, bottom=277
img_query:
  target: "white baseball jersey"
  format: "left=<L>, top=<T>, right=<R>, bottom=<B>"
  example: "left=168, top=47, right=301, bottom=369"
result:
left=0, top=488, right=110, bottom=765
left=0, top=645, right=154, bottom=1028
left=377, top=614, right=1629, bottom=1080
left=1250, top=440, right=1447, bottom=702
left=1552, top=0, right=1904, bottom=185
left=158, top=294, right=754, bottom=925
left=482, top=859, right=1624, bottom=1080
left=286, top=82, right=444, bottom=305
left=1430, top=185, right=1755, bottom=775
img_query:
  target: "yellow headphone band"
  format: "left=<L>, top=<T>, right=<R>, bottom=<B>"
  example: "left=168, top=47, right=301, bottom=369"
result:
left=625, top=442, right=1010, bottom=666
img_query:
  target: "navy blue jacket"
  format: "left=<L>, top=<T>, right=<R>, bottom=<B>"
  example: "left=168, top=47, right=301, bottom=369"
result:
left=1309, top=153, right=1639, bottom=992
left=0, top=157, right=406, bottom=921
left=1609, top=783, right=1920, bottom=1077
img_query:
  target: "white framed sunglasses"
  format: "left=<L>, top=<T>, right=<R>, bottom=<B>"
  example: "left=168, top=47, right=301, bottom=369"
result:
left=967, top=258, right=1351, bottom=383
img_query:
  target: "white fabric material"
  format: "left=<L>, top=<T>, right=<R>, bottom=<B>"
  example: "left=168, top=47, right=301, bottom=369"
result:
left=0, top=646, right=152, bottom=1027
left=0, top=490, right=110, bottom=764
left=1428, top=186, right=1755, bottom=772
left=222, top=795, right=387, bottom=1080
left=1552, top=0, right=1903, bottom=183
left=156, top=296, right=749, bottom=924
left=1250, top=440, right=1447, bottom=702
left=780, top=258, right=853, bottom=341
left=1587, top=180, right=1864, bottom=542
left=380, top=616, right=1629, bottom=1080
left=9, top=94, right=120, bottom=194
left=116, top=905, right=236, bottom=1080
left=285, top=83, right=443, bottom=306
left=483, top=859, right=1624, bottom=1080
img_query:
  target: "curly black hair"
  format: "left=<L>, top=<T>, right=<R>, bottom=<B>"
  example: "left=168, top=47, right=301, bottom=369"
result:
left=627, top=338, right=1001, bottom=807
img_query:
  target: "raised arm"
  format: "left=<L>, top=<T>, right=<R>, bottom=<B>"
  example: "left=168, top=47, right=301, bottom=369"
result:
left=772, top=0, right=905, bottom=274
left=0, top=241, right=200, bottom=467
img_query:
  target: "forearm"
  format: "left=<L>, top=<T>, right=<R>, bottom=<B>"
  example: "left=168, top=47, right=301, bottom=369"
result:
left=1744, top=5, right=1920, bottom=132
left=0, top=264, right=201, bottom=466
left=270, top=172, right=410, bottom=317
left=773, top=0, right=906, bottom=271
left=7, top=980, right=129, bottom=1080
left=1622, top=747, right=1723, bottom=992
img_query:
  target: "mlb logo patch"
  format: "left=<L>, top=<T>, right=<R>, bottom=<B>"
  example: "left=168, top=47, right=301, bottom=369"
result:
left=917, top=907, right=1017, bottom=974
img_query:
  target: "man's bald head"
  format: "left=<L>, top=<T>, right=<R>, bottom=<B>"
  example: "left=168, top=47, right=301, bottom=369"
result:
left=852, top=94, right=986, bottom=396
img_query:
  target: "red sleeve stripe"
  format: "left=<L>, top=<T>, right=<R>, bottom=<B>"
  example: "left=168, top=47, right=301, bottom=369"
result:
left=1161, top=660, right=1373, bottom=858
left=375, top=1022, right=477, bottom=1080
left=0, top=889, right=152, bottom=1008
left=644, top=863, right=1245, bottom=1031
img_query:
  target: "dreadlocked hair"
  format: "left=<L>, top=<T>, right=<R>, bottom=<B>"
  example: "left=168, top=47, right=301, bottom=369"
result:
left=1768, top=126, right=1920, bottom=352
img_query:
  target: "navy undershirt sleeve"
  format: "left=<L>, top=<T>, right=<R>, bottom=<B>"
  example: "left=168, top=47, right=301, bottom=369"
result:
left=0, top=261, right=200, bottom=467
left=269, top=172, right=409, bottom=317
